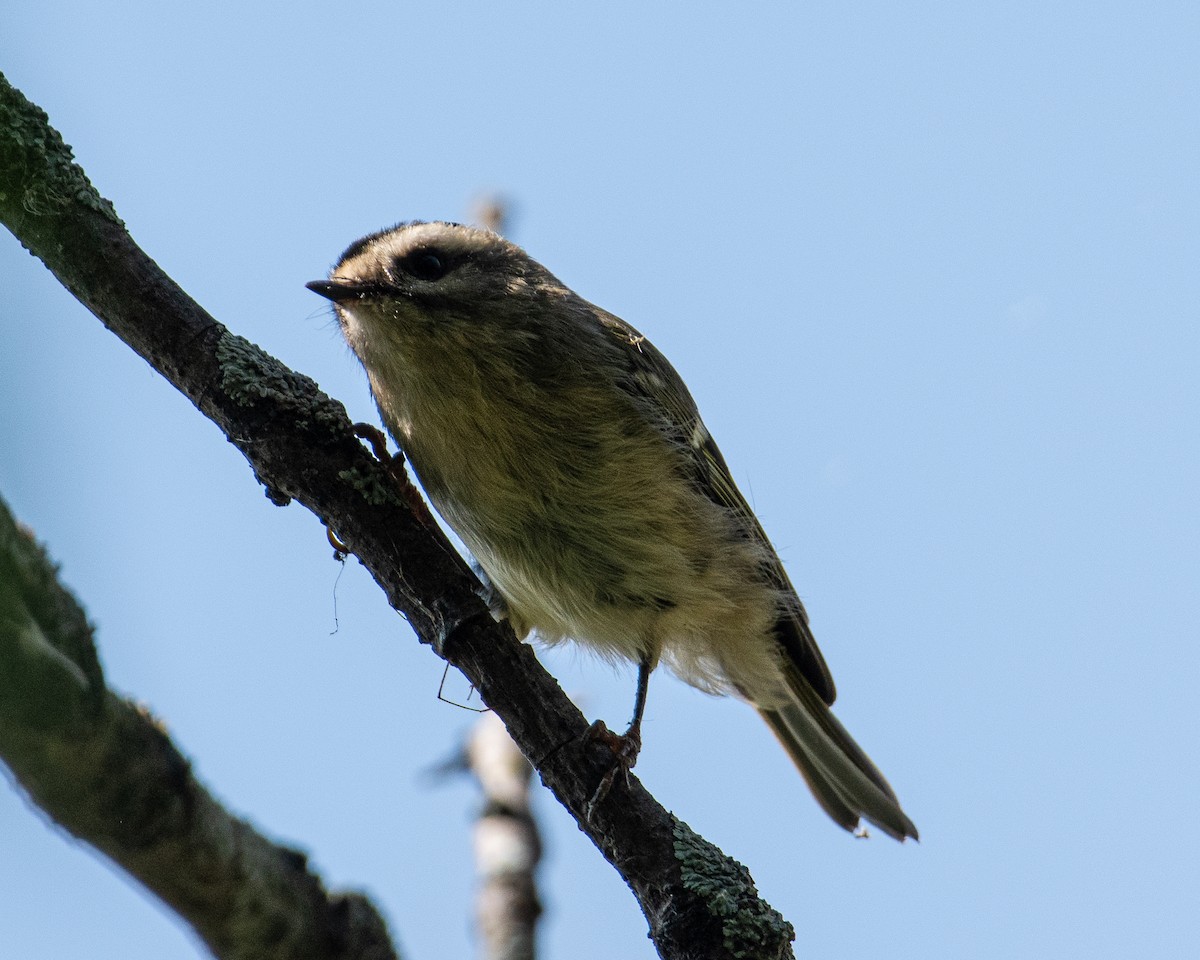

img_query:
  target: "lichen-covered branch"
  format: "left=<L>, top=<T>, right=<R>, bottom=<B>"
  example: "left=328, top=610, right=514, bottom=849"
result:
left=0, top=495, right=400, bottom=960
left=0, top=71, right=795, bottom=960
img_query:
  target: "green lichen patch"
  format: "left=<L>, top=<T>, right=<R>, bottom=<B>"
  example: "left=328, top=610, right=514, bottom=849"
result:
left=216, top=332, right=317, bottom=409
left=672, top=816, right=795, bottom=959
left=336, top=467, right=399, bottom=508
left=0, top=72, right=122, bottom=225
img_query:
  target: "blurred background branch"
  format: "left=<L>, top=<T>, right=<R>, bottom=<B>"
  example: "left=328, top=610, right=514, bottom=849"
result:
left=467, top=712, right=543, bottom=960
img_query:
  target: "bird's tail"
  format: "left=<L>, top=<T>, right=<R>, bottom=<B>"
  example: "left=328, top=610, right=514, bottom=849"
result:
left=759, top=674, right=918, bottom=841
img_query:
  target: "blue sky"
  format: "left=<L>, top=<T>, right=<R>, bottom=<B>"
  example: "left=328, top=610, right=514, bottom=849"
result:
left=2, top=2, right=1198, bottom=958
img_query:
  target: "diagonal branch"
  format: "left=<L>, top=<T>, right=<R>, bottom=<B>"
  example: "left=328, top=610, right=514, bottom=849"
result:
left=0, top=71, right=794, bottom=960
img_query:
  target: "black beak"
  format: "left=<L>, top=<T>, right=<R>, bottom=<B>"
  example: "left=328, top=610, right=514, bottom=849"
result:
left=305, top=278, right=382, bottom=304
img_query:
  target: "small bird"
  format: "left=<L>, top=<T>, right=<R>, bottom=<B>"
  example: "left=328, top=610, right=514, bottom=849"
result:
left=308, top=221, right=917, bottom=840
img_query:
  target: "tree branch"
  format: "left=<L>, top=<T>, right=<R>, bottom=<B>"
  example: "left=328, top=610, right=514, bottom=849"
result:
left=0, top=71, right=794, bottom=960
left=0, top=494, right=399, bottom=960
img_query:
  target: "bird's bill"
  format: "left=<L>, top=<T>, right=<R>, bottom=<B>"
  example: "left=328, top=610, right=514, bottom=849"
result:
left=305, top=278, right=386, bottom=304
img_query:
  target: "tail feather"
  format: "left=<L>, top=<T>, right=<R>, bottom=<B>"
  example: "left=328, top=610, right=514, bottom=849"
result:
left=759, top=709, right=864, bottom=832
left=759, top=674, right=918, bottom=841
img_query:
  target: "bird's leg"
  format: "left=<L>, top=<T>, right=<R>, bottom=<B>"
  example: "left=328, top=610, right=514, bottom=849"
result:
left=625, top=653, right=651, bottom=754
left=586, top=655, right=652, bottom=819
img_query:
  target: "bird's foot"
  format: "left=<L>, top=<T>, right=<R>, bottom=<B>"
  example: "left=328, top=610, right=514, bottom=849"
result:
left=352, top=422, right=391, bottom=462
left=584, top=719, right=642, bottom=821
left=351, top=423, right=436, bottom=525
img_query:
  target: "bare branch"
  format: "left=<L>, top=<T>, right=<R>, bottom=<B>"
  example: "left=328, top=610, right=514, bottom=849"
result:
left=0, top=71, right=794, bottom=960
left=472, top=196, right=510, bottom=236
left=468, top=712, right=542, bottom=960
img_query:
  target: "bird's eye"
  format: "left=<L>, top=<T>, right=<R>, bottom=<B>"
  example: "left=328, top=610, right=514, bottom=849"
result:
left=403, top=250, right=449, bottom=282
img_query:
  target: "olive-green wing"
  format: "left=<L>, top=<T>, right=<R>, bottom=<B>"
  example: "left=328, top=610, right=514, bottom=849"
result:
left=596, top=307, right=836, bottom=704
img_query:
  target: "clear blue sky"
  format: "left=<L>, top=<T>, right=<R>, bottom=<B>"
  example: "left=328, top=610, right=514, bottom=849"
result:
left=3, top=3, right=1198, bottom=958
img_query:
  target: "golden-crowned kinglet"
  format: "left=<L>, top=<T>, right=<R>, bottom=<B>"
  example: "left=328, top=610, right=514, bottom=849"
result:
left=308, top=221, right=916, bottom=840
